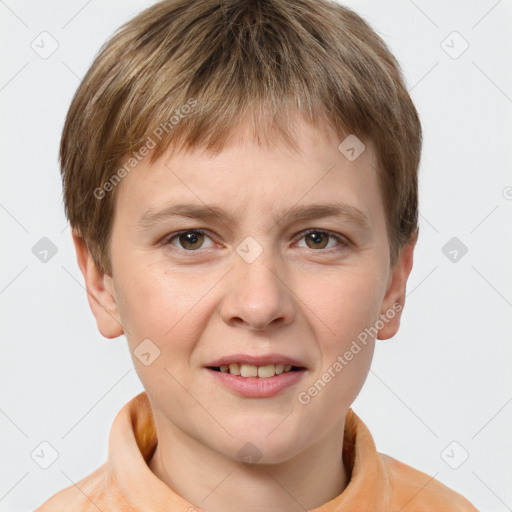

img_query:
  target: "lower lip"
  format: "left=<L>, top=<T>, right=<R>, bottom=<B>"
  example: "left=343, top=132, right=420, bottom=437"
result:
left=205, top=368, right=306, bottom=398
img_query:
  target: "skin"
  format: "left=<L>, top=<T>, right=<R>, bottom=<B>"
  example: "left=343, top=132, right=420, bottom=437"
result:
left=73, top=116, right=416, bottom=512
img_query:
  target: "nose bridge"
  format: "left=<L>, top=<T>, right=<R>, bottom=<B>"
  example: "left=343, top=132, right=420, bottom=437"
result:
left=236, top=237, right=280, bottom=290
left=221, top=235, right=294, bottom=330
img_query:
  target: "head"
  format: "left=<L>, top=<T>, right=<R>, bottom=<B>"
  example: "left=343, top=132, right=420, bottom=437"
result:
left=64, top=0, right=421, bottom=463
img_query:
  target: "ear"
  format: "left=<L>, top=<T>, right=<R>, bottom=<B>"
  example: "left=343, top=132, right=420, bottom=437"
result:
left=377, top=231, right=418, bottom=340
left=72, top=231, right=124, bottom=339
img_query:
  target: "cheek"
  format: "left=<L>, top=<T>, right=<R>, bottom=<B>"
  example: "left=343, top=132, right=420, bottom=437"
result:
left=295, top=270, right=381, bottom=425
left=116, top=267, right=211, bottom=402
left=115, top=262, right=208, bottom=352
left=302, top=266, right=384, bottom=352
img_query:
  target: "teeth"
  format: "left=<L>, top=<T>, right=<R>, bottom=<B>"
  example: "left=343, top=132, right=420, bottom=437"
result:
left=240, top=364, right=258, bottom=377
left=229, top=363, right=240, bottom=375
left=258, top=365, right=275, bottom=378
left=216, top=363, right=298, bottom=377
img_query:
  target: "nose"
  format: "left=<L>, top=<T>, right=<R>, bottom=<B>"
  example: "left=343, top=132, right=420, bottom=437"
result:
left=219, top=248, right=295, bottom=332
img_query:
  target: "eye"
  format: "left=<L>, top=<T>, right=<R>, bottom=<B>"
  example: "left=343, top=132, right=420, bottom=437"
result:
left=163, top=228, right=349, bottom=254
left=165, top=229, right=216, bottom=251
left=296, top=229, right=349, bottom=251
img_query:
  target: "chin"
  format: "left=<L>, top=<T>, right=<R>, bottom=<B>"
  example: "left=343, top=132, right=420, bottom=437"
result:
left=225, top=427, right=306, bottom=465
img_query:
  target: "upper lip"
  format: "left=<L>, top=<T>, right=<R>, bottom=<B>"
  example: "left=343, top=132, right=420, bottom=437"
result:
left=205, top=353, right=307, bottom=368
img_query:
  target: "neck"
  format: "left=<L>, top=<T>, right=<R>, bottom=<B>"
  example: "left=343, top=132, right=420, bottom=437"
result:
left=148, top=414, right=348, bottom=512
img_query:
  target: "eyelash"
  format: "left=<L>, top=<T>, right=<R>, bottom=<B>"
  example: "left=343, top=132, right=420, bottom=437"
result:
left=163, top=228, right=350, bottom=254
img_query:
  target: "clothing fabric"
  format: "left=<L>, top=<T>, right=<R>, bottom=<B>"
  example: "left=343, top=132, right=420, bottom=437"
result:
left=34, top=391, right=478, bottom=511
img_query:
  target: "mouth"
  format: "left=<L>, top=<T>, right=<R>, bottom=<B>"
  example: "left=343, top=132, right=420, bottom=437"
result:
left=204, top=362, right=307, bottom=398
left=206, top=363, right=305, bottom=378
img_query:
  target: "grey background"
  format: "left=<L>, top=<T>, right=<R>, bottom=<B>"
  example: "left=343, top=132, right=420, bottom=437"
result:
left=1, top=0, right=511, bottom=510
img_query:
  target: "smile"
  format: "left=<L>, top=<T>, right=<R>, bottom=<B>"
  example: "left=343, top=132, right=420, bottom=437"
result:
left=205, top=365, right=307, bottom=398
left=207, top=363, right=303, bottom=378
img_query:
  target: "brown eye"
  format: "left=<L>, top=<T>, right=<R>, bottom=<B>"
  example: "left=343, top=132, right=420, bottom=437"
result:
left=304, top=231, right=329, bottom=249
left=178, top=231, right=204, bottom=250
left=297, top=229, right=348, bottom=252
left=166, top=230, right=214, bottom=251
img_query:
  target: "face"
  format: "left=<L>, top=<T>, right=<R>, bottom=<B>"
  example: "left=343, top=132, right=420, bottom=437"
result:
left=75, top=118, right=415, bottom=464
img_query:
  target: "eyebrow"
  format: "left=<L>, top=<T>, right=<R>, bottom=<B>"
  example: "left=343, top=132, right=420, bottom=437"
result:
left=137, top=202, right=372, bottom=230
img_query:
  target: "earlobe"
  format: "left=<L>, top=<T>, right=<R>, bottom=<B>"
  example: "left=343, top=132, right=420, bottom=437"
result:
left=71, top=231, right=124, bottom=339
left=377, top=233, right=417, bottom=340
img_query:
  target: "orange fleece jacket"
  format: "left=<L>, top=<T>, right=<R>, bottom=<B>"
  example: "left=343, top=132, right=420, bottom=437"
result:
left=34, top=391, right=478, bottom=511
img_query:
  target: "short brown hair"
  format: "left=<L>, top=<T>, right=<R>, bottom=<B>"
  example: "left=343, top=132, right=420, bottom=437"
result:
left=60, top=0, right=422, bottom=276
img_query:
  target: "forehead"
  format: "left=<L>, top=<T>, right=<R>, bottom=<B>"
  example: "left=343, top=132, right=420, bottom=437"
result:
left=113, top=119, right=382, bottom=231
